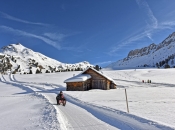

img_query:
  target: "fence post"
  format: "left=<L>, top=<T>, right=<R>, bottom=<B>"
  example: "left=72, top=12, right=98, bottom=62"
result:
left=125, top=88, right=129, bottom=113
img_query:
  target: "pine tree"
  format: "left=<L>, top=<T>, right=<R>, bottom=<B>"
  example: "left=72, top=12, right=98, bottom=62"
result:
left=171, top=59, right=174, bottom=65
left=164, top=64, right=170, bottom=69
left=36, top=69, right=40, bottom=74
left=162, top=60, right=165, bottom=66
left=165, top=59, right=168, bottom=64
left=159, top=61, right=162, bottom=67
left=11, top=56, right=14, bottom=61
left=45, top=70, right=50, bottom=73
left=95, top=65, right=99, bottom=71
left=29, top=70, right=32, bottom=74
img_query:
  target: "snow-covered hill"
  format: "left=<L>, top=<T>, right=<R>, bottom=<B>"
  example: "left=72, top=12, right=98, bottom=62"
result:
left=1, top=68, right=174, bottom=129
left=106, top=32, right=175, bottom=69
left=0, top=43, right=94, bottom=74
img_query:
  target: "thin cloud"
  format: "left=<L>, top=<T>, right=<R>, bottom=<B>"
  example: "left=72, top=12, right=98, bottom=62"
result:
left=161, top=21, right=175, bottom=27
left=109, top=19, right=175, bottom=56
left=0, top=11, right=49, bottom=26
left=109, top=32, right=146, bottom=56
left=44, top=33, right=67, bottom=42
left=145, top=30, right=153, bottom=41
left=109, top=1, right=175, bottom=56
left=61, top=46, right=79, bottom=51
left=94, top=61, right=114, bottom=65
left=44, top=31, right=81, bottom=43
left=136, top=0, right=158, bottom=28
left=0, top=25, right=60, bottom=49
left=136, top=0, right=158, bottom=40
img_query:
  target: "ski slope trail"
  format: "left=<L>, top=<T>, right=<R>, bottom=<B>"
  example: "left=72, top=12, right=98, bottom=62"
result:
left=3, top=74, right=117, bottom=130
left=0, top=76, right=61, bottom=130
left=2, top=74, right=174, bottom=130
left=45, top=93, right=117, bottom=130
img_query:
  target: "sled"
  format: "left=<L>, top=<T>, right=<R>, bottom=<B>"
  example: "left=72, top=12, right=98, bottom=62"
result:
left=56, top=98, right=66, bottom=106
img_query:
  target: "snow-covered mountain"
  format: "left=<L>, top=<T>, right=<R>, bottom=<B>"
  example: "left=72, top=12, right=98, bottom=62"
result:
left=0, top=43, right=94, bottom=74
left=106, top=32, right=175, bottom=69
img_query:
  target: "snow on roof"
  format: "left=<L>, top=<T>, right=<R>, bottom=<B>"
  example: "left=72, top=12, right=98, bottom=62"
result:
left=81, top=67, right=117, bottom=85
left=64, top=74, right=91, bottom=83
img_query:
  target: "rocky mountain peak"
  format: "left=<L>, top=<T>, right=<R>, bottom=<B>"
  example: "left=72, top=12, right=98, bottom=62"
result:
left=127, top=43, right=157, bottom=58
left=0, top=43, right=94, bottom=74
left=1, top=43, right=26, bottom=54
left=106, top=32, right=175, bottom=69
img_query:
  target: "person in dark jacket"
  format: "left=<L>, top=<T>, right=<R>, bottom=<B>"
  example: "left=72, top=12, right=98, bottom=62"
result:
left=56, top=91, right=66, bottom=105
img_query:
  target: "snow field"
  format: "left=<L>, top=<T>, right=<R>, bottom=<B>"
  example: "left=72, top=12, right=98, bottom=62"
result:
left=14, top=69, right=175, bottom=127
left=15, top=69, right=175, bottom=129
left=2, top=74, right=118, bottom=130
left=0, top=68, right=175, bottom=130
left=0, top=80, right=60, bottom=130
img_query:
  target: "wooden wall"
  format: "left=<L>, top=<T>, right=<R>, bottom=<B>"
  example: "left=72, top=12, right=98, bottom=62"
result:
left=66, top=68, right=117, bottom=91
left=83, top=69, right=110, bottom=90
left=66, top=82, right=84, bottom=91
left=83, top=79, right=91, bottom=90
left=110, top=83, right=117, bottom=89
left=66, top=80, right=92, bottom=91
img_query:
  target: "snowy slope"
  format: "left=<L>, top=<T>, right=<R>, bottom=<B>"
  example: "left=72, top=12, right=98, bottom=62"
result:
left=1, top=68, right=175, bottom=130
left=0, top=76, right=60, bottom=130
left=0, top=43, right=94, bottom=74
left=6, top=68, right=174, bottom=129
left=106, top=32, right=175, bottom=69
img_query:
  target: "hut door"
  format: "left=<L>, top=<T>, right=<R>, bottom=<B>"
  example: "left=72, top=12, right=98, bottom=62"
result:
left=100, top=80, right=106, bottom=89
left=92, top=80, right=106, bottom=89
left=92, top=80, right=96, bottom=89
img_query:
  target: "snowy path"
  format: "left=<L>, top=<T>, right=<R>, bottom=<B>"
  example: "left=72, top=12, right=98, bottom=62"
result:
left=45, top=93, right=117, bottom=130
left=1, top=74, right=174, bottom=130
left=0, top=75, right=60, bottom=130
left=2, top=74, right=117, bottom=130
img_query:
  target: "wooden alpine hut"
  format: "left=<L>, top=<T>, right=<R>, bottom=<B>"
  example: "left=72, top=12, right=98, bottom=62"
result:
left=64, top=67, right=117, bottom=91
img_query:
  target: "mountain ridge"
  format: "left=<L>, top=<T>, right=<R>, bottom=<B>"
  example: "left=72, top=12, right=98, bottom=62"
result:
left=0, top=43, right=94, bottom=74
left=106, top=32, right=175, bottom=69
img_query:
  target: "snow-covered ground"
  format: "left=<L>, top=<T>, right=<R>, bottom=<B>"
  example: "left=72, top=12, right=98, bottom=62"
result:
left=0, top=68, right=175, bottom=130
left=0, top=76, right=60, bottom=130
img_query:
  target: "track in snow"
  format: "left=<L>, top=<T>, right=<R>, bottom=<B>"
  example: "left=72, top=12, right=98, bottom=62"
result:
left=45, top=93, right=117, bottom=130
left=4, top=74, right=117, bottom=130
left=1, top=74, right=174, bottom=130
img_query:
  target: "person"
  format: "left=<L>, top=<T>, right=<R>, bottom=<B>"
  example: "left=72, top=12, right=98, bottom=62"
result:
left=56, top=91, right=66, bottom=105
left=147, top=79, right=149, bottom=83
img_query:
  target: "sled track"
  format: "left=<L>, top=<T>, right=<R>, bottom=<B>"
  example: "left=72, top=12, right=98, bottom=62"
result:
left=4, top=75, right=118, bottom=130
left=2, top=74, right=174, bottom=130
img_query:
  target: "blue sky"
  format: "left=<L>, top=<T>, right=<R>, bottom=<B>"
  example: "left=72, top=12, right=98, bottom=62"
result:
left=0, top=0, right=175, bottom=67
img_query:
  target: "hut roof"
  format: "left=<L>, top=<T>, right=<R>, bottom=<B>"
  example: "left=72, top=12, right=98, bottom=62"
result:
left=64, top=74, right=91, bottom=83
left=81, top=67, right=117, bottom=85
